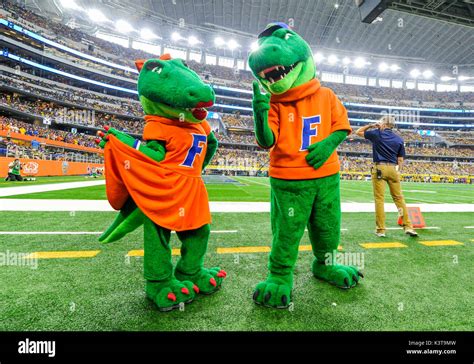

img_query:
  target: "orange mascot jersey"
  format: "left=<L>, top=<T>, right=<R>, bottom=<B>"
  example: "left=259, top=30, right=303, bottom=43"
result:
left=104, top=115, right=212, bottom=231
left=267, top=78, right=351, bottom=180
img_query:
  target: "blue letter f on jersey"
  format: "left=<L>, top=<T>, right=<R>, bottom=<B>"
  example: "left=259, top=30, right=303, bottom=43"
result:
left=300, top=115, right=321, bottom=151
left=181, top=134, right=207, bottom=168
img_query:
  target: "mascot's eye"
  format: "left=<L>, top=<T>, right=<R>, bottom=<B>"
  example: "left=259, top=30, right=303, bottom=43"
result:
left=146, top=61, right=162, bottom=73
left=284, top=33, right=293, bottom=40
left=182, top=60, right=189, bottom=68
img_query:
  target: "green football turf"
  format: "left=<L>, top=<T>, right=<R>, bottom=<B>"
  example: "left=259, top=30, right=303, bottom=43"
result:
left=2, top=176, right=473, bottom=204
left=0, top=211, right=472, bottom=331
left=0, top=176, right=103, bottom=188
left=0, top=175, right=473, bottom=331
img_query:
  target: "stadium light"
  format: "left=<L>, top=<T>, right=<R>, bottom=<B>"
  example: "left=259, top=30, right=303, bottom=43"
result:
left=214, top=37, right=225, bottom=47
left=188, top=35, right=201, bottom=46
left=228, top=39, right=240, bottom=50
left=422, top=70, right=433, bottom=79
left=458, top=76, right=471, bottom=81
left=328, top=54, right=338, bottom=64
left=171, top=32, right=182, bottom=42
left=60, top=0, right=82, bottom=10
left=250, top=41, right=259, bottom=51
left=87, top=9, right=108, bottom=23
left=390, top=64, right=400, bottom=72
left=140, top=28, right=158, bottom=40
left=378, top=62, right=389, bottom=72
left=115, top=19, right=134, bottom=33
left=353, top=57, right=366, bottom=68
left=410, top=69, right=421, bottom=78
left=314, top=52, right=324, bottom=62
left=342, top=57, right=351, bottom=65
left=334, top=3, right=339, bottom=9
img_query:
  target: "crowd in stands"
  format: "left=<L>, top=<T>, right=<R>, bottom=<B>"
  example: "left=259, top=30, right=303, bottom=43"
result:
left=3, top=0, right=474, bottom=110
left=438, top=132, right=474, bottom=145
left=340, top=156, right=474, bottom=176
left=2, top=0, right=147, bottom=69
left=209, top=148, right=474, bottom=176
left=216, top=131, right=255, bottom=145
left=1, top=73, right=143, bottom=117
left=338, top=140, right=473, bottom=158
left=0, top=116, right=98, bottom=148
left=221, top=113, right=253, bottom=129
left=0, top=94, right=144, bottom=134
left=329, top=81, right=474, bottom=106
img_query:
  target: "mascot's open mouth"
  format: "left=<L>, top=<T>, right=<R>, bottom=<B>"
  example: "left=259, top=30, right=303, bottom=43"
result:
left=186, top=100, right=214, bottom=120
left=258, top=62, right=299, bottom=84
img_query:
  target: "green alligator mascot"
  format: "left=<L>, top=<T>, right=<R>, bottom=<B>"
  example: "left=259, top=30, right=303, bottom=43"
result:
left=248, top=23, right=363, bottom=309
left=95, top=54, right=226, bottom=312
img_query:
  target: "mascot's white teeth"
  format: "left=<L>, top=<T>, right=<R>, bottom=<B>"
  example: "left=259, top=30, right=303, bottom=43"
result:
left=260, top=62, right=298, bottom=84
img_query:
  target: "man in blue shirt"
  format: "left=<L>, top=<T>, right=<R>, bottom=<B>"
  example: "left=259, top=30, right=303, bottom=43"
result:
left=356, top=116, right=418, bottom=237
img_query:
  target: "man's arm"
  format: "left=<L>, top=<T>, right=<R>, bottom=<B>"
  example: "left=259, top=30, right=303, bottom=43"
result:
left=397, top=157, right=403, bottom=172
left=202, top=131, right=218, bottom=170
left=397, top=142, right=406, bottom=172
left=355, top=123, right=379, bottom=138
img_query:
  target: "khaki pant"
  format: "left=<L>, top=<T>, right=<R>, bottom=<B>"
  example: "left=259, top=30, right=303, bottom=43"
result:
left=371, top=164, right=412, bottom=233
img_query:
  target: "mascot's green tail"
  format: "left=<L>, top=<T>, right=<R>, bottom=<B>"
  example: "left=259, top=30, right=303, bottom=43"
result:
left=99, top=198, right=145, bottom=243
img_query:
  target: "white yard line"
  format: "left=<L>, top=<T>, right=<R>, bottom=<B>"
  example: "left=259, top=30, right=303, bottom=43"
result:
left=385, top=227, right=441, bottom=230
left=0, top=180, right=105, bottom=197
left=464, top=226, right=474, bottom=229
left=234, top=177, right=270, bottom=187
left=0, top=231, right=102, bottom=235
left=1, top=200, right=473, bottom=213
left=0, top=230, right=238, bottom=234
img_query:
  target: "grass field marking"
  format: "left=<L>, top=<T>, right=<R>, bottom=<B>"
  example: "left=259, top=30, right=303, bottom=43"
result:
left=171, top=230, right=238, bottom=234
left=385, top=227, right=440, bottom=230
left=404, top=190, right=437, bottom=194
left=339, top=186, right=373, bottom=195
left=217, top=246, right=271, bottom=254
left=233, top=177, right=270, bottom=188
left=0, top=180, right=105, bottom=197
left=127, top=249, right=180, bottom=257
left=0, top=230, right=237, bottom=235
left=360, top=242, right=408, bottom=249
left=299, top=245, right=343, bottom=251
left=0, top=231, right=103, bottom=235
left=419, top=240, right=464, bottom=247
left=464, top=226, right=474, bottom=229
left=25, top=250, right=101, bottom=259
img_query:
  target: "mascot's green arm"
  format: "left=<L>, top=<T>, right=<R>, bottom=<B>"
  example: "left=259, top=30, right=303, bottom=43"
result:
left=106, top=129, right=166, bottom=162
left=252, top=81, right=275, bottom=148
left=202, top=131, right=218, bottom=170
left=305, top=130, right=349, bottom=169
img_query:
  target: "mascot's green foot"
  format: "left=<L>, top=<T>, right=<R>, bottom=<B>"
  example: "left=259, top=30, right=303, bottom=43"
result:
left=312, top=260, right=364, bottom=289
left=145, top=279, right=196, bottom=312
left=252, top=275, right=292, bottom=309
left=175, top=267, right=226, bottom=295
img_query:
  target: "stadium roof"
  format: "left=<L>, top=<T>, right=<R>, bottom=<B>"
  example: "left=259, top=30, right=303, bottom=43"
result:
left=21, top=0, right=474, bottom=66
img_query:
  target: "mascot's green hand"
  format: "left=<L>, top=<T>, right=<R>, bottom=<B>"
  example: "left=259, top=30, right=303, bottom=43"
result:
left=305, top=130, right=348, bottom=170
left=95, top=126, right=135, bottom=149
left=252, top=81, right=274, bottom=148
